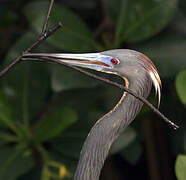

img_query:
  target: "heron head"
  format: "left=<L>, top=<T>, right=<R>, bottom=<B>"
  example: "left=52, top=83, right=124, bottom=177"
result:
left=51, top=49, right=161, bottom=105
left=61, top=49, right=161, bottom=103
left=101, top=49, right=161, bottom=105
left=23, top=49, right=161, bottom=104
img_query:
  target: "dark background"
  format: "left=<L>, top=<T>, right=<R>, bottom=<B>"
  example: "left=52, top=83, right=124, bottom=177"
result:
left=0, top=0, right=186, bottom=180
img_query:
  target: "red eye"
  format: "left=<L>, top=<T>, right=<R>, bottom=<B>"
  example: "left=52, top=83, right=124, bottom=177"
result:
left=111, top=58, right=118, bottom=65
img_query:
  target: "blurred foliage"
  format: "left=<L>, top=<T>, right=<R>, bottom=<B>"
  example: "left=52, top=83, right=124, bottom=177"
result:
left=108, top=0, right=178, bottom=45
left=175, top=155, right=186, bottom=180
left=23, top=1, right=100, bottom=52
left=176, top=70, right=186, bottom=106
left=0, top=0, right=186, bottom=179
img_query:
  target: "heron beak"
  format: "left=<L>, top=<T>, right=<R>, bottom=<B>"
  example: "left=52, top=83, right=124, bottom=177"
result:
left=23, top=53, right=113, bottom=72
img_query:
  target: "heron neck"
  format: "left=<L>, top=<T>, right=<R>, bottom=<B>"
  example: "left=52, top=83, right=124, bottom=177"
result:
left=74, top=76, right=152, bottom=180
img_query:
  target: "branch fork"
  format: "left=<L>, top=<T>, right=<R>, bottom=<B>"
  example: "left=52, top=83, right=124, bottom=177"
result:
left=0, top=0, right=179, bottom=130
left=0, top=0, right=62, bottom=78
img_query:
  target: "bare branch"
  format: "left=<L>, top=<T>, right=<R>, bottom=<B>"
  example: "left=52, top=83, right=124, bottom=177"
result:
left=0, top=0, right=61, bottom=79
left=22, top=56, right=179, bottom=130
left=42, top=0, right=55, bottom=34
left=0, top=54, right=23, bottom=78
left=26, top=22, right=62, bottom=53
left=0, top=0, right=178, bottom=130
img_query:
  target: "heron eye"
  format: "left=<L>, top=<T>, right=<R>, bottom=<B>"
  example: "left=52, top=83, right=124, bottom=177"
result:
left=111, top=58, right=118, bottom=65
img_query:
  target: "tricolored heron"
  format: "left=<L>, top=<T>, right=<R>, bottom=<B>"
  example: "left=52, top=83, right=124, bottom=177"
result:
left=23, top=49, right=161, bottom=180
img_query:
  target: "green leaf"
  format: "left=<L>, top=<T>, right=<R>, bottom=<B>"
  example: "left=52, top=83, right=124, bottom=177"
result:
left=51, top=132, right=87, bottom=159
left=110, top=127, right=136, bottom=154
left=3, top=32, right=50, bottom=121
left=23, top=1, right=100, bottom=52
left=0, top=147, right=34, bottom=180
left=0, top=90, right=25, bottom=137
left=108, top=0, right=178, bottom=45
left=41, top=165, right=50, bottom=180
left=135, top=33, right=186, bottom=78
left=0, top=90, right=13, bottom=129
left=175, top=154, right=186, bottom=180
left=5, top=32, right=46, bottom=63
left=51, top=65, right=98, bottom=92
left=48, top=150, right=77, bottom=180
left=107, top=0, right=129, bottom=47
left=35, top=107, right=78, bottom=142
left=175, top=70, right=186, bottom=106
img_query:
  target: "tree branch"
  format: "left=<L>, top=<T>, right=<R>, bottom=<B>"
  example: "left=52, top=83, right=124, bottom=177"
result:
left=0, top=0, right=61, bottom=79
left=42, top=0, right=55, bottom=34
left=0, top=0, right=179, bottom=130
left=22, top=56, right=179, bottom=130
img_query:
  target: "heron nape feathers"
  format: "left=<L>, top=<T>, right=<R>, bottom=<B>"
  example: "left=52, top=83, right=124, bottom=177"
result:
left=23, top=49, right=161, bottom=180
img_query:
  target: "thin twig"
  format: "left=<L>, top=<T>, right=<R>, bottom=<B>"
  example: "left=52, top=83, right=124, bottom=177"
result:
left=0, top=54, right=23, bottom=78
left=26, top=22, right=62, bottom=53
left=1, top=0, right=178, bottom=130
left=42, top=0, right=55, bottom=34
left=0, top=23, right=62, bottom=78
left=22, top=56, right=179, bottom=130
left=0, top=0, right=61, bottom=79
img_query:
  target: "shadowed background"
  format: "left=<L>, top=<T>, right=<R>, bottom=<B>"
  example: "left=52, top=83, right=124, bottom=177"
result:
left=0, top=0, right=186, bottom=180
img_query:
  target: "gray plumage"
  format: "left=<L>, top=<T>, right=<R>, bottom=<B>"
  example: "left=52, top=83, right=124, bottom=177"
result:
left=74, top=49, right=157, bottom=180
left=22, top=49, right=161, bottom=180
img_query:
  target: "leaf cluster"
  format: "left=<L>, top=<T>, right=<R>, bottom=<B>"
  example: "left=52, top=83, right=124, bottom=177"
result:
left=0, top=0, right=186, bottom=179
